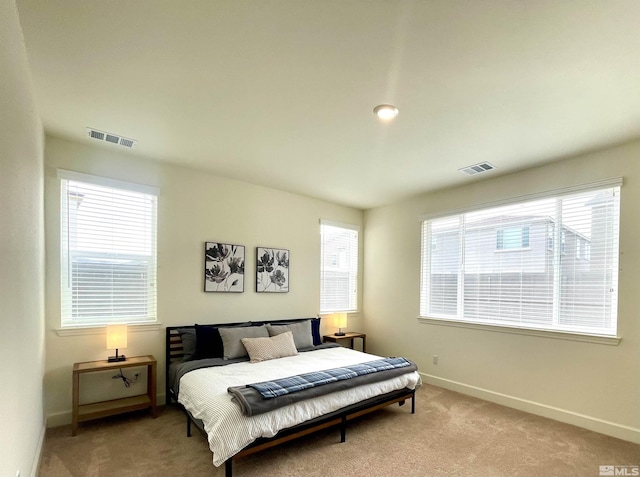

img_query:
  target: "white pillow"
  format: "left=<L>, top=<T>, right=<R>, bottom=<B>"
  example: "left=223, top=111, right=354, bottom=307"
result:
left=241, top=331, right=298, bottom=363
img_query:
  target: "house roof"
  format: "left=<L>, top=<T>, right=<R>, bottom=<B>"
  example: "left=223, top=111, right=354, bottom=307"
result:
left=16, top=0, right=640, bottom=209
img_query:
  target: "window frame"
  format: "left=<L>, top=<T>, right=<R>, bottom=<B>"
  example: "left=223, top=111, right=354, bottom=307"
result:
left=58, top=169, right=159, bottom=328
left=419, top=178, right=622, bottom=344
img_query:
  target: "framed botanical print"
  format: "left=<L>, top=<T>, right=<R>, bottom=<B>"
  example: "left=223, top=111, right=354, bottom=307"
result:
left=204, top=242, right=245, bottom=292
left=256, top=247, right=289, bottom=293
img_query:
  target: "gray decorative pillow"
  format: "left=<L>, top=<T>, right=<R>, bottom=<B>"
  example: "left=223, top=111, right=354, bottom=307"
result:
left=219, top=325, right=269, bottom=359
left=267, top=320, right=313, bottom=350
left=177, top=328, right=197, bottom=361
left=241, top=331, right=298, bottom=363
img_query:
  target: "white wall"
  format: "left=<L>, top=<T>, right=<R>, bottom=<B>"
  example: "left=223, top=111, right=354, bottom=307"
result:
left=43, top=135, right=364, bottom=425
left=363, top=141, right=640, bottom=443
left=0, top=1, right=46, bottom=476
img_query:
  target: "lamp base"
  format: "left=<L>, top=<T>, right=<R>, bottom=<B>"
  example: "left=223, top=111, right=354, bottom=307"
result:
left=108, top=355, right=126, bottom=362
left=334, top=331, right=346, bottom=336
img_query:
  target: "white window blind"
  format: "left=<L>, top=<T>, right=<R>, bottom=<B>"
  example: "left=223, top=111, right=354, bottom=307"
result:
left=420, top=180, right=621, bottom=336
left=320, top=220, right=359, bottom=313
left=59, top=170, right=158, bottom=327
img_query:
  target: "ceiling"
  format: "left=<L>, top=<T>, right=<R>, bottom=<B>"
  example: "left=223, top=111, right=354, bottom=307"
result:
left=16, top=0, right=640, bottom=210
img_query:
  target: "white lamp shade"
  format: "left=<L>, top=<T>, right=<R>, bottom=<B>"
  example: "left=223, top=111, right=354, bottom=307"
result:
left=332, top=313, right=348, bottom=329
left=106, top=324, right=128, bottom=350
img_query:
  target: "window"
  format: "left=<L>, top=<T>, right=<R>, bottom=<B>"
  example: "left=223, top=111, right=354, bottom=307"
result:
left=59, top=170, right=158, bottom=327
left=546, top=224, right=554, bottom=251
left=577, top=238, right=583, bottom=259
left=496, top=226, right=530, bottom=250
left=320, top=220, right=359, bottom=313
left=420, top=180, right=621, bottom=336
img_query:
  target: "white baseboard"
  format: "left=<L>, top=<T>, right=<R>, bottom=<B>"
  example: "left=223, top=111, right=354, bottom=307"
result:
left=421, top=373, right=640, bottom=444
left=46, top=410, right=71, bottom=428
left=31, top=423, right=45, bottom=477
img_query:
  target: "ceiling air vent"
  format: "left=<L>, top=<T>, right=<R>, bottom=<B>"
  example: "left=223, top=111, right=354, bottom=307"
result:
left=86, top=127, right=137, bottom=149
left=88, top=129, right=105, bottom=141
left=459, top=161, right=495, bottom=176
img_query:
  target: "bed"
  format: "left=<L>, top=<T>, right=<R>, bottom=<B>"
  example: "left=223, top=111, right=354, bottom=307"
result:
left=166, top=318, right=421, bottom=477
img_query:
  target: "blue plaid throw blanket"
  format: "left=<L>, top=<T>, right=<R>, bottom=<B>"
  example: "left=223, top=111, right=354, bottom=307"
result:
left=248, top=357, right=412, bottom=399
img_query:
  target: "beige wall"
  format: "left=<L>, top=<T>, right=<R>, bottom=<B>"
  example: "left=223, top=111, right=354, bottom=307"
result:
left=0, top=1, right=46, bottom=475
left=43, top=135, right=364, bottom=425
left=363, top=141, right=640, bottom=443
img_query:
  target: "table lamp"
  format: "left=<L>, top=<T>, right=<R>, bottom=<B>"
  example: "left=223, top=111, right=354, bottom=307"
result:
left=107, top=324, right=127, bottom=362
left=332, top=313, right=347, bottom=336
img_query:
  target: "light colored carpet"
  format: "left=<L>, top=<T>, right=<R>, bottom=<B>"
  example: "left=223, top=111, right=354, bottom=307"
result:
left=38, top=384, right=639, bottom=477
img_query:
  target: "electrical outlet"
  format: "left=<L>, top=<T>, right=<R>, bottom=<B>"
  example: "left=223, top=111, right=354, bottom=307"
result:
left=432, top=355, right=438, bottom=365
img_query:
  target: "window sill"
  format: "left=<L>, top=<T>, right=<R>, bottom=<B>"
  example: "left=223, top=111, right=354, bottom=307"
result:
left=417, top=316, right=621, bottom=346
left=319, top=311, right=360, bottom=317
left=55, top=322, right=161, bottom=337
left=494, top=247, right=531, bottom=252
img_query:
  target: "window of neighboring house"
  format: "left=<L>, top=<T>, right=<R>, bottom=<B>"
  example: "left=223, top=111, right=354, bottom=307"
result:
left=420, top=179, right=621, bottom=337
left=496, top=226, right=530, bottom=250
left=577, top=238, right=591, bottom=260
left=59, top=170, right=158, bottom=327
left=320, top=220, right=359, bottom=313
left=546, top=224, right=554, bottom=251
left=577, top=238, right=583, bottom=259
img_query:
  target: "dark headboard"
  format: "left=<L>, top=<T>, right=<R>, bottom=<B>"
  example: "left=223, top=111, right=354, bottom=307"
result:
left=165, top=317, right=320, bottom=404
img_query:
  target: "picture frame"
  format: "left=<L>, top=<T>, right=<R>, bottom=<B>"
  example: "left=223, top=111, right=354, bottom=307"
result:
left=204, top=242, right=245, bottom=293
left=256, top=247, right=289, bottom=293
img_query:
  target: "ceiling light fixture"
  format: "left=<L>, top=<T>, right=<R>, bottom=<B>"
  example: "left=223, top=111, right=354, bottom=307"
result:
left=373, top=104, right=399, bottom=121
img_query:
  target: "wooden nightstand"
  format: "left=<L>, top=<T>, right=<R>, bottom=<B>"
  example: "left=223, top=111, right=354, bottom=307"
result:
left=72, top=355, right=157, bottom=436
left=323, top=332, right=367, bottom=353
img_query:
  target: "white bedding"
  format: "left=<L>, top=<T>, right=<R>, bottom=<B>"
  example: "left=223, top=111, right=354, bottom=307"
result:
left=178, top=346, right=421, bottom=466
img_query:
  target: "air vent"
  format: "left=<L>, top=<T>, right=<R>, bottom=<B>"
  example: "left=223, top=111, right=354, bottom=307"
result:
left=119, top=138, right=135, bottom=148
left=89, top=129, right=105, bottom=140
left=86, top=128, right=137, bottom=149
left=459, top=162, right=495, bottom=176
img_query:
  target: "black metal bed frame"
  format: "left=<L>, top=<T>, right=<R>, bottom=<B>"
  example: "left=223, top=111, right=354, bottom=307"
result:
left=165, top=321, right=416, bottom=477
